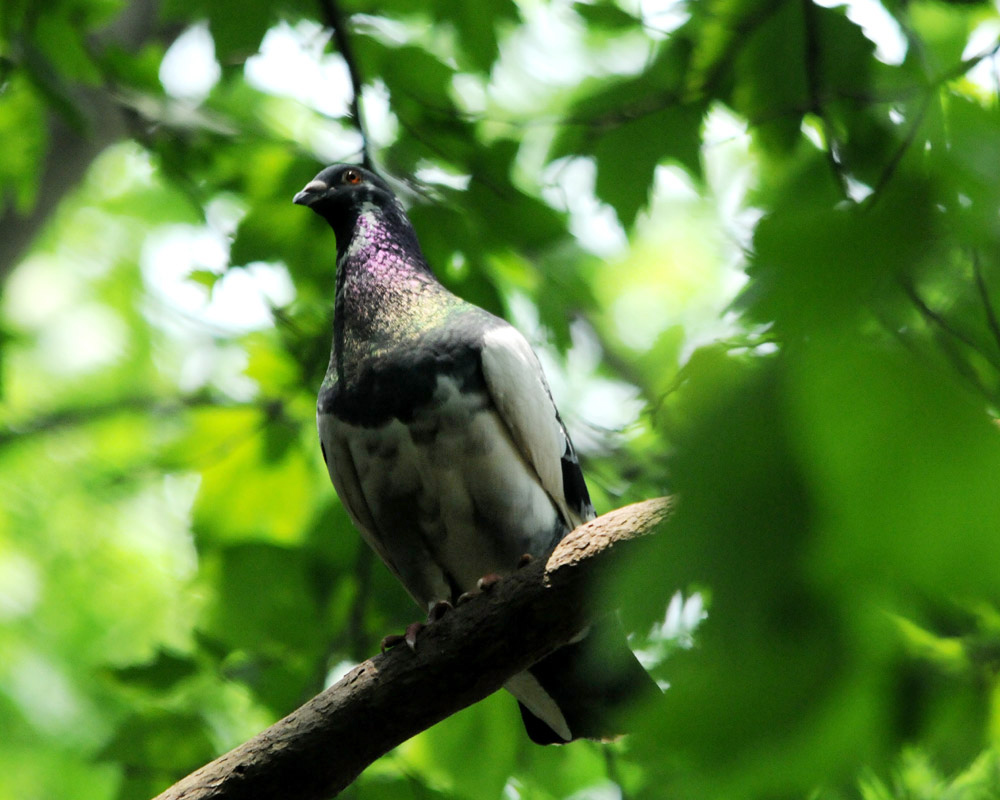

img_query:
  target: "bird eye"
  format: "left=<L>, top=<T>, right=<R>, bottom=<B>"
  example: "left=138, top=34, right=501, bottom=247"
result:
left=342, top=169, right=362, bottom=185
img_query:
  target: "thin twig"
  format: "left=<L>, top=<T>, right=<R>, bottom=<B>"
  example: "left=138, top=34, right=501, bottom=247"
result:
left=801, top=0, right=849, bottom=200
left=339, top=37, right=999, bottom=145
left=316, top=0, right=372, bottom=169
left=903, top=281, right=983, bottom=355
left=973, top=251, right=1000, bottom=358
left=903, top=279, right=1000, bottom=380
left=0, top=391, right=238, bottom=448
left=863, top=90, right=932, bottom=211
left=859, top=42, right=1000, bottom=210
left=699, top=0, right=787, bottom=98
left=882, top=299, right=994, bottom=403
left=392, top=110, right=520, bottom=207
left=930, top=327, right=996, bottom=403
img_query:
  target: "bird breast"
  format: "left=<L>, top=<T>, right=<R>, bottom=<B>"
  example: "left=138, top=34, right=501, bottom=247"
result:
left=320, top=374, right=566, bottom=606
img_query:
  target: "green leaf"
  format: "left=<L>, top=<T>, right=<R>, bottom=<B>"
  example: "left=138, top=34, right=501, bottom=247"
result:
left=742, top=169, right=938, bottom=334
left=162, top=0, right=271, bottom=61
left=573, top=1, right=641, bottom=30
left=790, top=340, right=1000, bottom=599
left=0, top=73, right=47, bottom=212
left=550, top=39, right=705, bottom=225
left=31, top=13, right=102, bottom=85
left=355, top=37, right=456, bottom=104
left=407, top=693, right=520, bottom=799
left=186, top=269, right=220, bottom=289
left=909, top=0, right=981, bottom=72
left=98, top=711, right=215, bottom=772
left=594, top=106, right=704, bottom=227
left=437, top=0, right=519, bottom=72
left=110, top=649, right=198, bottom=690
left=593, top=103, right=704, bottom=227
left=19, top=40, right=87, bottom=131
left=172, top=405, right=321, bottom=545
left=232, top=201, right=316, bottom=273
left=620, top=358, right=885, bottom=798
left=206, top=542, right=323, bottom=650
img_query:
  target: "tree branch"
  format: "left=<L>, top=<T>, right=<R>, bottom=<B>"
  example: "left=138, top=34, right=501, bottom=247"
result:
left=973, top=251, right=1000, bottom=359
left=801, top=0, right=849, bottom=200
left=0, top=0, right=167, bottom=284
left=152, top=497, right=672, bottom=800
left=902, top=279, right=1000, bottom=373
left=316, top=0, right=373, bottom=170
left=0, top=392, right=268, bottom=450
left=863, top=90, right=932, bottom=211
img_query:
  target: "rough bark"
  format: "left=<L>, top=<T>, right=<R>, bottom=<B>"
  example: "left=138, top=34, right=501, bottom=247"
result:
left=153, top=497, right=672, bottom=800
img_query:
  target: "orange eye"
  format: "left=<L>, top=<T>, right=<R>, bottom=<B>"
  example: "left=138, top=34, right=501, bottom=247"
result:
left=342, top=169, right=362, bottom=185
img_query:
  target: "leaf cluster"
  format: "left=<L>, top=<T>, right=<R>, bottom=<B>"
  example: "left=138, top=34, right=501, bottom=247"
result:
left=2, top=0, right=1000, bottom=799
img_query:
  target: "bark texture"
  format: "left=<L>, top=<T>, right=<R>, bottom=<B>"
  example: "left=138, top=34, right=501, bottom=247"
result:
left=154, top=497, right=672, bottom=800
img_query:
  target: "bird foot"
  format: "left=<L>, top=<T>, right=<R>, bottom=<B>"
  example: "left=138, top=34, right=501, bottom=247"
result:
left=380, top=600, right=454, bottom=654
left=477, top=572, right=502, bottom=592
left=404, top=621, right=423, bottom=651
left=456, top=572, right=503, bottom=605
left=517, top=553, right=534, bottom=569
left=380, top=621, right=425, bottom=653
left=428, top=600, right=452, bottom=622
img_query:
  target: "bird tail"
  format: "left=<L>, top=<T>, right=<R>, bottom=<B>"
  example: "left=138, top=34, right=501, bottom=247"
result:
left=506, top=617, right=661, bottom=745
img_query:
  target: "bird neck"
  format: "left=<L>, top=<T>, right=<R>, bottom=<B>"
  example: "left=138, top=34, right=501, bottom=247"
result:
left=333, top=202, right=442, bottom=312
left=330, top=203, right=457, bottom=372
left=331, top=196, right=421, bottom=262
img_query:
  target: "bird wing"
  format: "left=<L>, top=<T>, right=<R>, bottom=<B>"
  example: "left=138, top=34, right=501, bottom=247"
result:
left=479, top=325, right=594, bottom=529
left=317, top=413, right=406, bottom=584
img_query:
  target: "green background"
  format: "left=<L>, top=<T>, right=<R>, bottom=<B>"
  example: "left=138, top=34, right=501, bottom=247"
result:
left=3, top=0, right=1000, bottom=797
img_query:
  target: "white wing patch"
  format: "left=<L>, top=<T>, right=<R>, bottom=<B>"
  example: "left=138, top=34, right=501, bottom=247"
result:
left=480, top=325, right=573, bottom=525
left=504, top=672, right=572, bottom=742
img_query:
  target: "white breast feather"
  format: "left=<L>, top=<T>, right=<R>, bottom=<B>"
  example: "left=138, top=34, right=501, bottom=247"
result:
left=318, top=374, right=562, bottom=602
left=319, top=366, right=577, bottom=740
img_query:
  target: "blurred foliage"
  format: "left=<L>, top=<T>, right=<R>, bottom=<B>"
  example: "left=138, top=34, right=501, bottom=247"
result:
left=2, top=0, right=1000, bottom=798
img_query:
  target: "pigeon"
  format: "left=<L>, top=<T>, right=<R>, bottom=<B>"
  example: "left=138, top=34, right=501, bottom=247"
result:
left=293, top=163, right=657, bottom=744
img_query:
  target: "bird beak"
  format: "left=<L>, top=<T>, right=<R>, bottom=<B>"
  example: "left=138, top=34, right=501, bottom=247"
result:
left=293, top=179, right=329, bottom=207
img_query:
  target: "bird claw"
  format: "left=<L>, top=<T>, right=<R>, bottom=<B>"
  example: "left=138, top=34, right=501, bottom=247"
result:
left=517, top=553, right=534, bottom=569
left=428, top=600, right=452, bottom=622
left=404, top=621, right=423, bottom=651
left=477, top=572, right=502, bottom=592
left=380, top=620, right=427, bottom=653
left=381, top=598, right=453, bottom=655
left=379, top=576, right=507, bottom=653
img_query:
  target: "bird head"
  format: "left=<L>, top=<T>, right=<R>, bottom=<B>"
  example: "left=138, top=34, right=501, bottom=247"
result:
left=293, top=164, right=396, bottom=215
left=293, top=163, right=420, bottom=259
